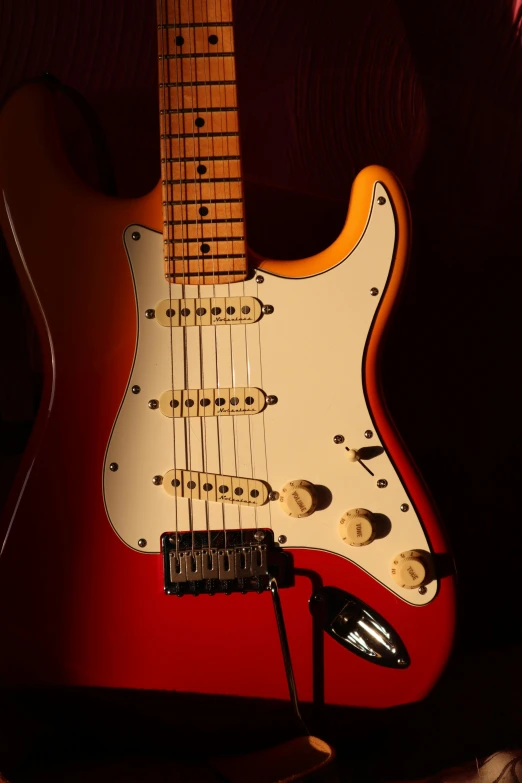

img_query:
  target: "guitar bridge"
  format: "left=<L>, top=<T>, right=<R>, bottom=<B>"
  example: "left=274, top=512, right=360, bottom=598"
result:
left=162, top=529, right=292, bottom=596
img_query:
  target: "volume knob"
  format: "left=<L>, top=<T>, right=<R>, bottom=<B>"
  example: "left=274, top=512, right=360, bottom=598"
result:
left=391, top=550, right=428, bottom=589
left=279, top=480, right=318, bottom=518
left=339, top=508, right=376, bottom=546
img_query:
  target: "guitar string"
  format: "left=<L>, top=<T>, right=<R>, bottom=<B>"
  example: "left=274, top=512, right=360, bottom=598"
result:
left=221, top=0, right=271, bottom=540
left=189, top=0, right=213, bottom=555
left=184, top=0, right=212, bottom=558
left=171, top=0, right=197, bottom=555
left=215, top=0, right=245, bottom=547
left=198, top=0, right=228, bottom=553
left=160, top=0, right=180, bottom=558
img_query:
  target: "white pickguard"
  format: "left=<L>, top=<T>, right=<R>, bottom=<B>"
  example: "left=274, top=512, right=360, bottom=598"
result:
left=103, top=183, right=436, bottom=606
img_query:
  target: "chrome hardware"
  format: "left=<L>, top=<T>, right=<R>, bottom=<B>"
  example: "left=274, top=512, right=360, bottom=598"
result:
left=255, top=275, right=264, bottom=283
left=278, top=535, right=287, bottom=544
left=377, top=479, right=388, bottom=488
left=370, top=287, right=379, bottom=296
left=333, top=434, right=345, bottom=444
left=269, top=491, right=279, bottom=501
left=377, top=197, right=386, bottom=205
left=148, top=399, right=159, bottom=409
left=253, top=530, right=266, bottom=542
left=418, top=585, right=428, bottom=595
left=138, top=539, right=147, bottom=548
left=145, top=309, right=155, bottom=319
left=131, top=385, right=141, bottom=394
left=266, top=395, right=278, bottom=405
left=162, top=530, right=291, bottom=596
left=364, top=430, right=373, bottom=439
left=400, top=503, right=409, bottom=512
left=152, top=475, right=163, bottom=485
left=131, top=231, right=141, bottom=240
left=262, top=304, right=274, bottom=315
left=311, top=586, right=410, bottom=668
left=109, top=462, right=118, bottom=472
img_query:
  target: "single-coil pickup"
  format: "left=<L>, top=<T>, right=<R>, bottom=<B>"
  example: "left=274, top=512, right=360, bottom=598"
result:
left=159, top=387, right=265, bottom=418
left=163, top=469, right=269, bottom=506
left=155, top=296, right=262, bottom=326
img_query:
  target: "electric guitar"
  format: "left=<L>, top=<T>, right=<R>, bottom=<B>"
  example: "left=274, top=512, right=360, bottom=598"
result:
left=0, top=0, right=455, bottom=709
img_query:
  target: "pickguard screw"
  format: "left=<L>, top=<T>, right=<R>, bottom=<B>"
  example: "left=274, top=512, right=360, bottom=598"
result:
left=269, top=491, right=279, bottom=501
left=262, top=304, right=274, bottom=315
left=109, top=462, right=119, bottom=472
left=397, top=657, right=406, bottom=665
left=418, top=585, right=427, bottom=595
left=131, top=231, right=141, bottom=240
left=152, top=475, right=163, bottom=485
left=148, top=399, right=159, bottom=409
left=254, top=530, right=266, bottom=541
left=132, top=385, right=141, bottom=394
left=278, top=535, right=287, bottom=544
left=266, top=395, right=278, bottom=405
left=138, top=539, right=147, bottom=548
left=400, top=503, right=409, bottom=512
left=364, top=430, right=373, bottom=439
left=333, top=434, right=345, bottom=444
left=145, top=309, right=155, bottom=319
left=377, top=197, right=386, bottom=205
left=370, top=287, right=379, bottom=296
left=255, top=275, right=264, bottom=284
left=377, top=479, right=388, bottom=488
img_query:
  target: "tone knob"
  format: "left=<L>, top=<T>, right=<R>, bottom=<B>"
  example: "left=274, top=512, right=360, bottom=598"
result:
left=279, top=480, right=318, bottom=518
left=338, top=508, right=376, bottom=546
left=391, top=550, right=428, bottom=589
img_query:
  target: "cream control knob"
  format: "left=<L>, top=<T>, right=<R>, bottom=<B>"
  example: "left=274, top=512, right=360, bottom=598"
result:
left=339, top=508, right=376, bottom=546
left=391, top=550, right=428, bottom=589
left=279, top=480, right=318, bottom=518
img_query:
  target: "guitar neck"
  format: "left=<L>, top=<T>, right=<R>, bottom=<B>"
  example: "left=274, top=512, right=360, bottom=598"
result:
left=157, top=0, right=247, bottom=286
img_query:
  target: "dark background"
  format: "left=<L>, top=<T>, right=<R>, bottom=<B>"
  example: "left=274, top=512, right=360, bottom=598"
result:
left=0, top=0, right=521, bottom=779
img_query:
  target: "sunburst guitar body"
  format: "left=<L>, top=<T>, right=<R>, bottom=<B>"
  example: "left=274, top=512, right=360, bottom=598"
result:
left=0, top=0, right=455, bottom=709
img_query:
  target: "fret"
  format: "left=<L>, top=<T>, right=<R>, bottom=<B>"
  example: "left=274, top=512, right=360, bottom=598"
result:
left=167, top=270, right=245, bottom=277
left=162, top=57, right=235, bottom=82
left=159, top=53, right=235, bottom=59
left=159, top=85, right=237, bottom=111
left=159, top=81, right=237, bottom=86
left=161, top=132, right=239, bottom=138
left=161, top=107, right=237, bottom=114
left=167, top=235, right=244, bottom=243
left=165, top=218, right=244, bottom=224
left=164, top=183, right=242, bottom=201
left=160, top=111, right=238, bottom=135
left=165, top=222, right=245, bottom=240
left=164, top=198, right=243, bottom=205
left=162, top=156, right=241, bottom=163
left=166, top=256, right=246, bottom=270
left=158, top=22, right=234, bottom=29
left=161, top=160, right=241, bottom=180
left=164, top=177, right=241, bottom=184
left=162, top=136, right=240, bottom=158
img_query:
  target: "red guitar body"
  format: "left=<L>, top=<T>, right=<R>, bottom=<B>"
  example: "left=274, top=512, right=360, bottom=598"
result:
left=0, top=83, right=455, bottom=709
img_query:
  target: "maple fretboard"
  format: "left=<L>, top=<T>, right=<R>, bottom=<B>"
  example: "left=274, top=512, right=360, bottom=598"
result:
left=157, top=0, right=247, bottom=286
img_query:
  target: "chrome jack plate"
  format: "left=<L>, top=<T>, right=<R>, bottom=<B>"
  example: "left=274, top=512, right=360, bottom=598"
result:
left=311, top=586, right=410, bottom=668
